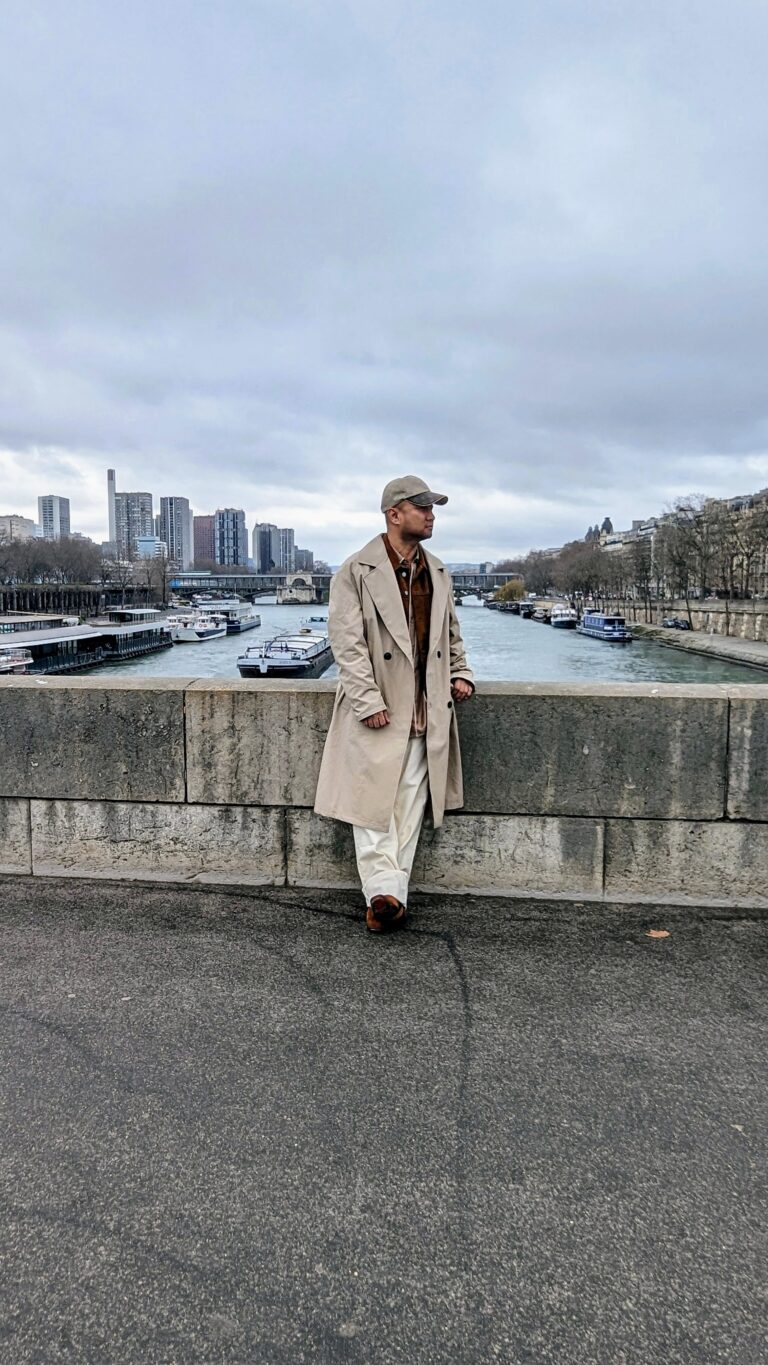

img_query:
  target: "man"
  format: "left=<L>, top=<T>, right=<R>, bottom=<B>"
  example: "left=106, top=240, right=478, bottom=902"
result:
left=314, top=475, right=474, bottom=932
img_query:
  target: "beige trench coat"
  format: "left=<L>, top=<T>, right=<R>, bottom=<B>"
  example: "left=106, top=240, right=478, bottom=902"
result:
left=314, top=534, right=474, bottom=832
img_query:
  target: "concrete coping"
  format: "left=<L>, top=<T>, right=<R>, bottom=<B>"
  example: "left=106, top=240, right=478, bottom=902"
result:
left=1, top=676, right=767, bottom=697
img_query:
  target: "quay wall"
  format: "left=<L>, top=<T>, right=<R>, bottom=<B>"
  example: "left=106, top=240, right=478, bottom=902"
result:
left=606, top=599, right=768, bottom=642
left=1, top=678, right=767, bottom=909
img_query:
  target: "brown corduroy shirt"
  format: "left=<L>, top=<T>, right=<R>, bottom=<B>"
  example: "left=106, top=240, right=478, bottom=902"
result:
left=382, top=533, right=432, bottom=736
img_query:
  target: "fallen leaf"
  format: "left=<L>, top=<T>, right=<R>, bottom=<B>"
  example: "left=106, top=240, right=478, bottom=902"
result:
left=646, top=929, right=670, bottom=939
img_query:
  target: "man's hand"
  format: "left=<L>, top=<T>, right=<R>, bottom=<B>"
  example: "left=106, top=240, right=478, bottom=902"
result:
left=451, top=678, right=474, bottom=703
left=362, top=709, right=391, bottom=728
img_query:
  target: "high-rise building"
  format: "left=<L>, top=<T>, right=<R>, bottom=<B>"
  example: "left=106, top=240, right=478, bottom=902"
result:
left=278, top=527, right=296, bottom=573
left=215, top=509, right=248, bottom=567
left=252, top=522, right=280, bottom=573
left=107, top=469, right=117, bottom=544
left=294, top=547, right=314, bottom=572
left=0, top=514, right=36, bottom=542
left=107, top=467, right=154, bottom=558
left=37, top=495, right=71, bottom=540
left=193, top=515, right=216, bottom=565
left=114, top=491, right=154, bottom=559
left=159, top=496, right=192, bottom=569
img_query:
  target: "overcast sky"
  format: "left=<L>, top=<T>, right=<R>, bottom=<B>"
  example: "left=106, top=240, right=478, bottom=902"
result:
left=1, top=0, right=767, bottom=563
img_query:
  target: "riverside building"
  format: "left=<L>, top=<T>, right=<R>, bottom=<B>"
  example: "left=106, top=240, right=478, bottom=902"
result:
left=193, top=515, right=216, bottom=565
left=37, top=495, right=71, bottom=540
left=107, top=470, right=154, bottom=559
left=0, top=514, right=36, bottom=541
left=159, top=496, right=193, bottom=569
left=278, top=527, right=295, bottom=573
left=252, top=522, right=280, bottom=573
left=215, top=508, right=248, bottom=567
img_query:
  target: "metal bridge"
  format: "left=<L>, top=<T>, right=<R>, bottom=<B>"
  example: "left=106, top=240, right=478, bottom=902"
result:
left=169, top=572, right=329, bottom=599
left=169, top=569, right=521, bottom=605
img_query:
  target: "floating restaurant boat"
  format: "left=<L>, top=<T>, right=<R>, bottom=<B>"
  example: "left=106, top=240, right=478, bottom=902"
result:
left=0, top=621, right=172, bottom=674
left=191, top=595, right=261, bottom=633
left=168, top=612, right=228, bottom=643
left=237, top=626, right=334, bottom=679
left=576, top=610, right=633, bottom=643
left=550, top=604, right=579, bottom=629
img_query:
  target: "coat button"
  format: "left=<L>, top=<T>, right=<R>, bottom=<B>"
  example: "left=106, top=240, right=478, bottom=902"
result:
left=447, top=700, right=453, bottom=708
left=437, top=649, right=441, bottom=658
left=383, top=651, right=392, bottom=660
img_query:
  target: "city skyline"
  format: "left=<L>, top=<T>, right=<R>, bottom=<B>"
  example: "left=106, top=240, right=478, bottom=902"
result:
left=4, top=465, right=768, bottom=570
left=1, top=3, right=767, bottom=565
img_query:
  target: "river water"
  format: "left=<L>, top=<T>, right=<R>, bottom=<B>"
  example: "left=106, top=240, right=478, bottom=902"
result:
left=95, top=598, right=766, bottom=684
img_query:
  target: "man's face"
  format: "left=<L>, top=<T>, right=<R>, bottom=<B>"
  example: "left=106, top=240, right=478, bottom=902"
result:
left=390, top=499, right=435, bottom=540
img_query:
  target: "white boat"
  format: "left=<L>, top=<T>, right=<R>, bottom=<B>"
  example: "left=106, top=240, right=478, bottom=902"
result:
left=576, top=610, right=633, bottom=643
left=550, top=604, right=578, bottom=629
left=0, top=646, right=33, bottom=675
left=191, top=595, right=261, bottom=633
left=168, top=612, right=228, bottom=644
left=237, top=626, right=334, bottom=678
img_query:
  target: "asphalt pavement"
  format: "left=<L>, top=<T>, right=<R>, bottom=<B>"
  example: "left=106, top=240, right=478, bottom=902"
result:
left=1, top=877, right=766, bottom=1363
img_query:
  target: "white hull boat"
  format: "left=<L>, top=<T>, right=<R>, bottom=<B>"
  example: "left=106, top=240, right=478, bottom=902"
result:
left=192, top=595, right=261, bottom=633
left=169, top=613, right=228, bottom=643
left=0, top=647, right=33, bottom=674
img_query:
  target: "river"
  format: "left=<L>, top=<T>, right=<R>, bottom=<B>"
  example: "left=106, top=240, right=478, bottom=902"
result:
left=94, top=598, right=766, bottom=684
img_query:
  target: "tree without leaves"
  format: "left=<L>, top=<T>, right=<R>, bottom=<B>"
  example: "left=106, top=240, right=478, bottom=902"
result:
left=552, top=540, right=604, bottom=599
left=521, top=550, right=553, bottom=596
left=492, top=557, right=525, bottom=574
left=102, top=557, right=133, bottom=606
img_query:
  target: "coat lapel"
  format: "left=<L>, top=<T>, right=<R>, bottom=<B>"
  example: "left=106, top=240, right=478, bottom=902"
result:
left=425, top=550, right=449, bottom=652
left=356, top=536, right=413, bottom=662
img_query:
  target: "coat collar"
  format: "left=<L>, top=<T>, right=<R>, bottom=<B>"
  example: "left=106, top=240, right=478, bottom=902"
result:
left=354, top=535, right=449, bottom=662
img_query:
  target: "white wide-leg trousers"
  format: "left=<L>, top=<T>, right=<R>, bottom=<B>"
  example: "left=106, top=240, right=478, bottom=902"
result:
left=353, top=735, right=429, bottom=906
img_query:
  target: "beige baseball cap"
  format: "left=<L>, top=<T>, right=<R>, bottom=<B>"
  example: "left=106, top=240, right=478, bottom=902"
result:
left=380, top=475, right=448, bottom=512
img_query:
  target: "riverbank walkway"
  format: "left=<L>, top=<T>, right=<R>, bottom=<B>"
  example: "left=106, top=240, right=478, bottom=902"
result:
left=632, top=621, right=768, bottom=671
left=2, top=876, right=765, bottom=1363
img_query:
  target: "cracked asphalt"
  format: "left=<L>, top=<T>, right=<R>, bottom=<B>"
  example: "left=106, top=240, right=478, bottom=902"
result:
left=1, top=876, right=766, bottom=1363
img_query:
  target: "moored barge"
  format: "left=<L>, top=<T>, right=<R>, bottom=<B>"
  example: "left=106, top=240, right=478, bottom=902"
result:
left=576, top=610, right=633, bottom=643
left=237, top=627, right=333, bottom=679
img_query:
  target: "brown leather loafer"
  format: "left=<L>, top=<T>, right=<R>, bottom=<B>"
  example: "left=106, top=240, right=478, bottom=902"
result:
left=366, top=894, right=407, bottom=933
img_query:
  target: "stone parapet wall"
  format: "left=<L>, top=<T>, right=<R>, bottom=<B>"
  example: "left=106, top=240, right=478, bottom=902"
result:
left=1, top=677, right=767, bottom=908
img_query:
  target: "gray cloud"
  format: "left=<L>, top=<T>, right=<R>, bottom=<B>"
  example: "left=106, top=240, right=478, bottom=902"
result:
left=1, top=0, right=768, bottom=562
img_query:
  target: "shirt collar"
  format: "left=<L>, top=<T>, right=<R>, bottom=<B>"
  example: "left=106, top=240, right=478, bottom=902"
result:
left=382, top=533, right=421, bottom=569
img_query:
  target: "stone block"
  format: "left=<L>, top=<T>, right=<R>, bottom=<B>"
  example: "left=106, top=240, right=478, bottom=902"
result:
left=30, top=800, right=285, bottom=885
left=604, top=818, right=768, bottom=905
left=0, top=678, right=191, bottom=802
left=412, top=814, right=604, bottom=896
left=286, top=810, right=604, bottom=897
left=0, top=799, right=31, bottom=873
left=726, top=688, right=768, bottom=820
left=185, top=680, right=335, bottom=807
left=459, top=683, right=728, bottom=820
